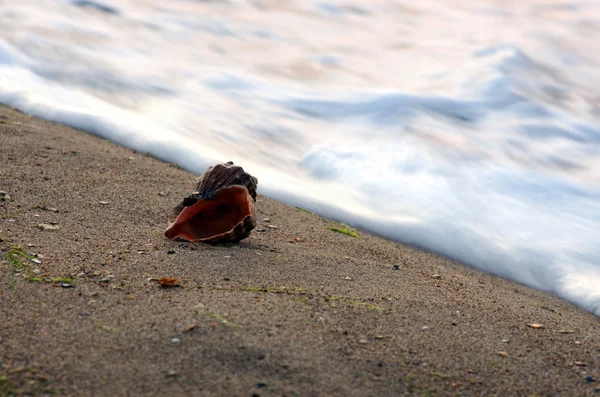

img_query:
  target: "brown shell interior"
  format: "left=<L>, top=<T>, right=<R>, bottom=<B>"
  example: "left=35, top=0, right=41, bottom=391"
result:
left=164, top=185, right=252, bottom=242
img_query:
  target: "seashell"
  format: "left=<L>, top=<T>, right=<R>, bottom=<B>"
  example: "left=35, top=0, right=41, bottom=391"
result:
left=164, top=162, right=258, bottom=244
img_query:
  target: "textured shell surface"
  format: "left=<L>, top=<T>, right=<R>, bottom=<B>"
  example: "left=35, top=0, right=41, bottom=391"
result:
left=169, top=161, right=258, bottom=223
left=195, top=161, right=258, bottom=202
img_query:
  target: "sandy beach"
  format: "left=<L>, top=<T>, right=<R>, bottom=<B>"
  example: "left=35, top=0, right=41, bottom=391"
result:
left=0, top=104, right=598, bottom=396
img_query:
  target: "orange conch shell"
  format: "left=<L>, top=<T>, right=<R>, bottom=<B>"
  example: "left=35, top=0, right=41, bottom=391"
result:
left=164, top=162, right=258, bottom=243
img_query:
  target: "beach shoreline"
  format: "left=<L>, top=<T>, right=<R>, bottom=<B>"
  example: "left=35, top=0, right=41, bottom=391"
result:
left=1, top=104, right=598, bottom=396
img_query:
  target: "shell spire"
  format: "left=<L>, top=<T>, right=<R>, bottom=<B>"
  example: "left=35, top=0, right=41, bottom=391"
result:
left=165, top=162, right=258, bottom=244
left=195, top=161, right=257, bottom=202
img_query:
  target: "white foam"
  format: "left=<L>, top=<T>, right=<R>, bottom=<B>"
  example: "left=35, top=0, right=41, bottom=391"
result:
left=1, top=0, right=600, bottom=315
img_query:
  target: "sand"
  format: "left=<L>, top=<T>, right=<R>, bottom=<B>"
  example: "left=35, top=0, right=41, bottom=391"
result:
left=0, top=104, right=598, bottom=396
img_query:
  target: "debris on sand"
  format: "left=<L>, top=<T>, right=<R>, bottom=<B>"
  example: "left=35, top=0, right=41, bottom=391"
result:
left=527, top=323, right=544, bottom=329
left=156, top=277, right=181, bottom=288
left=37, top=223, right=60, bottom=231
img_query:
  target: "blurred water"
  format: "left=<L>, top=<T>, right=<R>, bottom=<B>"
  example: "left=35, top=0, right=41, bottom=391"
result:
left=1, top=0, right=599, bottom=315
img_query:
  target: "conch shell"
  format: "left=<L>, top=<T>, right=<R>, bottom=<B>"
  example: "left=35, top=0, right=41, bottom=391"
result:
left=164, top=162, right=258, bottom=244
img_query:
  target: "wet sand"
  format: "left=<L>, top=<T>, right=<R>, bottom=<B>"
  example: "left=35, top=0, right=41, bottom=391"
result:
left=0, top=104, right=598, bottom=396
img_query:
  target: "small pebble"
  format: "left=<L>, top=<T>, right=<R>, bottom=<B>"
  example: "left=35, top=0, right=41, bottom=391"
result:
left=527, top=323, right=544, bottom=329
left=171, top=338, right=181, bottom=345
left=157, top=192, right=167, bottom=197
left=358, top=338, right=368, bottom=344
left=166, top=370, right=178, bottom=378
left=60, top=282, right=73, bottom=288
left=255, top=228, right=266, bottom=232
left=37, top=223, right=59, bottom=230
left=575, top=341, right=581, bottom=345
left=98, top=201, right=109, bottom=205
left=31, top=258, right=41, bottom=264
left=344, top=276, right=352, bottom=281
left=167, top=249, right=176, bottom=254
left=33, top=269, right=41, bottom=275
left=392, top=265, right=399, bottom=270
left=34, top=214, right=40, bottom=218
left=502, top=339, right=510, bottom=343
left=585, top=376, right=595, bottom=383
left=430, top=274, right=442, bottom=279
left=262, top=218, right=271, bottom=222
left=497, top=351, right=508, bottom=357
left=265, top=225, right=278, bottom=229
left=422, top=326, right=429, bottom=331
left=224, top=255, right=231, bottom=259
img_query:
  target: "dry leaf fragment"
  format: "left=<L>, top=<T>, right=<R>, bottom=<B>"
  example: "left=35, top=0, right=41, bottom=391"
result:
left=497, top=351, right=509, bottom=357
left=527, top=323, right=544, bottom=329
left=157, top=277, right=180, bottom=287
left=574, top=361, right=587, bottom=367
